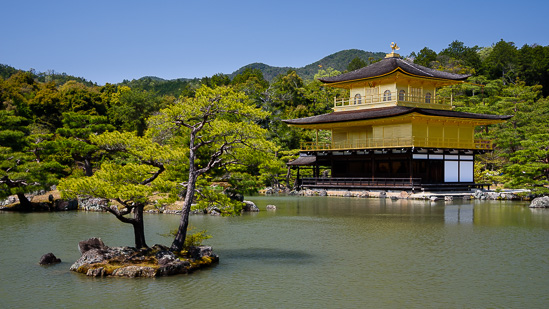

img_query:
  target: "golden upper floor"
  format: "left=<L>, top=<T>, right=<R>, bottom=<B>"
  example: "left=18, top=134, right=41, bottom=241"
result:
left=319, top=53, right=470, bottom=112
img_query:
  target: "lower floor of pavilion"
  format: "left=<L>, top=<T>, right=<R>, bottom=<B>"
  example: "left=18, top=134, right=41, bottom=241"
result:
left=288, top=147, right=488, bottom=191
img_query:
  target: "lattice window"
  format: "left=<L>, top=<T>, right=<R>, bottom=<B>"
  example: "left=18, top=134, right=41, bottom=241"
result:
left=354, top=93, right=362, bottom=105
left=398, top=90, right=406, bottom=101
left=383, top=90, right=391, bottom=101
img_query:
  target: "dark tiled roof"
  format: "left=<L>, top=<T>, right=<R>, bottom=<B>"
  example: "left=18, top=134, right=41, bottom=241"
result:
left=319, top=57, right=470, bottom=83
left=282, top=106, right=513, bottom=125
left=287, top=156, right=317, bottom=166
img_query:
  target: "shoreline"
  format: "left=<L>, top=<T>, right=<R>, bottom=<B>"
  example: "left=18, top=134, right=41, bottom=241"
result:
left=262, top=187, right=530, bottom=201
left=1, top=187, right=531, bottom=213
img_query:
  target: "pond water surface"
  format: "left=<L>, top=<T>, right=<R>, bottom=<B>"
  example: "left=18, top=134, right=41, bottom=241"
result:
left=1, top=196, right=548, bottom=308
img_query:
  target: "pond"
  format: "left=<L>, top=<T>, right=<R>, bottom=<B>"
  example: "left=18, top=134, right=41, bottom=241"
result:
left=1, top=196, right=548, bottom=308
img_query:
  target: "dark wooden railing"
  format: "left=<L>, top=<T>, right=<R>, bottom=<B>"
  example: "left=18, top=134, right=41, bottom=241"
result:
left=301, top=177, right=422, bottom=189
left=300, top=177, right=489, bottom=191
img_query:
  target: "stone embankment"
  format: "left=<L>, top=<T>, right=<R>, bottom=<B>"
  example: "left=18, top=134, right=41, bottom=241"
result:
left=1, top=190, right=263, bottom=215
left=0, top=189, right=78, bottom=211
left=261, top=187, right=528, bottom=201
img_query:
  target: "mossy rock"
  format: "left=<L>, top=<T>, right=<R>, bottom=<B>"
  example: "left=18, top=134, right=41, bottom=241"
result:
left=71, top=243, right=218, bottom=278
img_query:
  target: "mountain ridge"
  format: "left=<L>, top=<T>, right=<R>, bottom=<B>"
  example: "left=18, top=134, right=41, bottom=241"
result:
left=228, top=49, right=386, bottom=82
left=0, top=49, right=386, bottom=87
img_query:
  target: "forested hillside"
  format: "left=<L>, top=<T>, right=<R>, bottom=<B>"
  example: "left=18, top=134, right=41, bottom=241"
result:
left=230, top=49, right=386, bottom=82
left=1, top=39, right=549, bottom=206
left=114, top=49, right=385, bottom=96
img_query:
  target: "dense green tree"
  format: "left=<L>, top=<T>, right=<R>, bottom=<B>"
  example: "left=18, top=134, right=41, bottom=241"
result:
left=0, top=64, right=20, bottom=79
left=504, top=133, right=549, bottom=194
left=231, top=68, right=269, bottom=108
left=490, top=82, right=542, bottom=154
left=454, top=79, right=547, bottom=191
left=439, top=40, right=481, bottom=71
left=148, top=85, right=273, bottom=252
left=107, top=86, right=170, bottom=135
left=517, top=44, right=549, bottom=96
left=483, top=40, right=520, bottom=84
left=412, top=47, right=437, bottom=67
left=231, top=68, right=269, bottom=88
left=0, top=111, right=65, bottom=210
left=58, top=81, right=105, bottom=115
left=59, top=131, right=181, bottom=248
left=200, top=73, right=231, bottom=88
left=262, top=70, right=311, bottom=149
left=346, top=57, right=367, bottom=72
left=120, top=77, right=199, bottom=97
left=0, top=71, right=38, bottom=118
left=304, top=68, right=345, bottom=115
left=27, top=81, right=62, bottom=129
left=53, top=112, right=116, bottom=176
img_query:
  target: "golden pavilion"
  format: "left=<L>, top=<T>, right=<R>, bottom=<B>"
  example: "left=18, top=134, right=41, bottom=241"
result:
left=283, top=44, right=512, bottom=191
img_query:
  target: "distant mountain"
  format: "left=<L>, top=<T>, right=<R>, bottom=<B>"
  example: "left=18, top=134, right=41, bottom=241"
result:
left=230, top=49, right=386, bottom=82
left=0, top=63, right=96, bottom=86
left=229, top=62, right=293, bottom=83
left=1, top=49, right=386, bottom=91
left=119, top=49, right=386, bottom=96
left=119, top=76, right=198, bottom=97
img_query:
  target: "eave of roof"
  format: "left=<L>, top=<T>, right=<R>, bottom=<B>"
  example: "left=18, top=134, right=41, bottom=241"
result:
left=318, top=57, right=470, bottom=85
left=287, top=156, right=317, bottom=166
left=282, top=106, right=513, bottom=126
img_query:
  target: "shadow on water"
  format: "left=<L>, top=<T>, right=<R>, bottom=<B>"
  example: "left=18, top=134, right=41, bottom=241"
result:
left=219, top=247, right=315, bottom=264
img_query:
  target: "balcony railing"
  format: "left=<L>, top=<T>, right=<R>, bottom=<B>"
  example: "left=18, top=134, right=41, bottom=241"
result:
left=334, top=92, right=451, bottom=110
left=301, top=177, right=423, bottom=189
left=299, top=177, right=488, bottom=190
left=301, top=137, right=493, bottom=151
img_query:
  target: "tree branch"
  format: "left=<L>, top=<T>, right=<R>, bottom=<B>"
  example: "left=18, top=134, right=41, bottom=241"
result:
left=0, top=175, right=38, bottom=188
left=139, top=163, right=165, bottom=185
left=102, top=203, right=135, bottom=224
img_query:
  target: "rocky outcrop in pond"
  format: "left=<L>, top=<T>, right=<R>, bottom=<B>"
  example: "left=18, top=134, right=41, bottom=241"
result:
left=71, top=238, right=218, bottom=278
left=39, top=253, right=61, bottom=265
left=242, top=200, right=259, bottom=212
left=529, top=196, right=549, bottom=208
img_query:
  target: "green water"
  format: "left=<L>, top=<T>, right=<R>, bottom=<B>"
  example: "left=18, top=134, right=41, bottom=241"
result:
left=1, top=196, right=548, bottom=308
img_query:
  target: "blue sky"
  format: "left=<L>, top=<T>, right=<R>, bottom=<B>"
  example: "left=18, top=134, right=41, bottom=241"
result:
left=2, top=0, right=548, bottom=85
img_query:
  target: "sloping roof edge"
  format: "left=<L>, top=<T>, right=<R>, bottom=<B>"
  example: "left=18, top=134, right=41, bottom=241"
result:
left=318, top=57, right=470, bottom=84
left=282, top=106, right=513, bottom=126
left=287, top=156, right=317, bottom=166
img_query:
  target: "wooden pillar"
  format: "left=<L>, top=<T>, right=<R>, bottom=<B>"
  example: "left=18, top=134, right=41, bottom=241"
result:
left=426, top=158, right=431, bottom=184
left=371, top=156, right=375, bottom=180
left=409, top=153, right=413, bottom=184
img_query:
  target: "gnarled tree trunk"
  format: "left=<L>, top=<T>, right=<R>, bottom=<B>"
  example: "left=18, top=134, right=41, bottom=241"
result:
left=132, top=205, right=147, bottom=249
left=17, top=192, right=33, bottom=212
left=171, top=132, right=198, bottom=252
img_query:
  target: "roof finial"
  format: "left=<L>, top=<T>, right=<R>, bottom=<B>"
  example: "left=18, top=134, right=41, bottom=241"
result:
left=386, top=42, right=401, bottom=58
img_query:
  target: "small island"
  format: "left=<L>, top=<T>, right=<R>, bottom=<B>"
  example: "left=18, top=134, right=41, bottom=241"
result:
left=70, top=238, right=218, bottom=277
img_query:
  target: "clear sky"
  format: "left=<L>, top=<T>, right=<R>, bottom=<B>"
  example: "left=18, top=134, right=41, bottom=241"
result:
left=2, top=0, right=548, bottom=85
